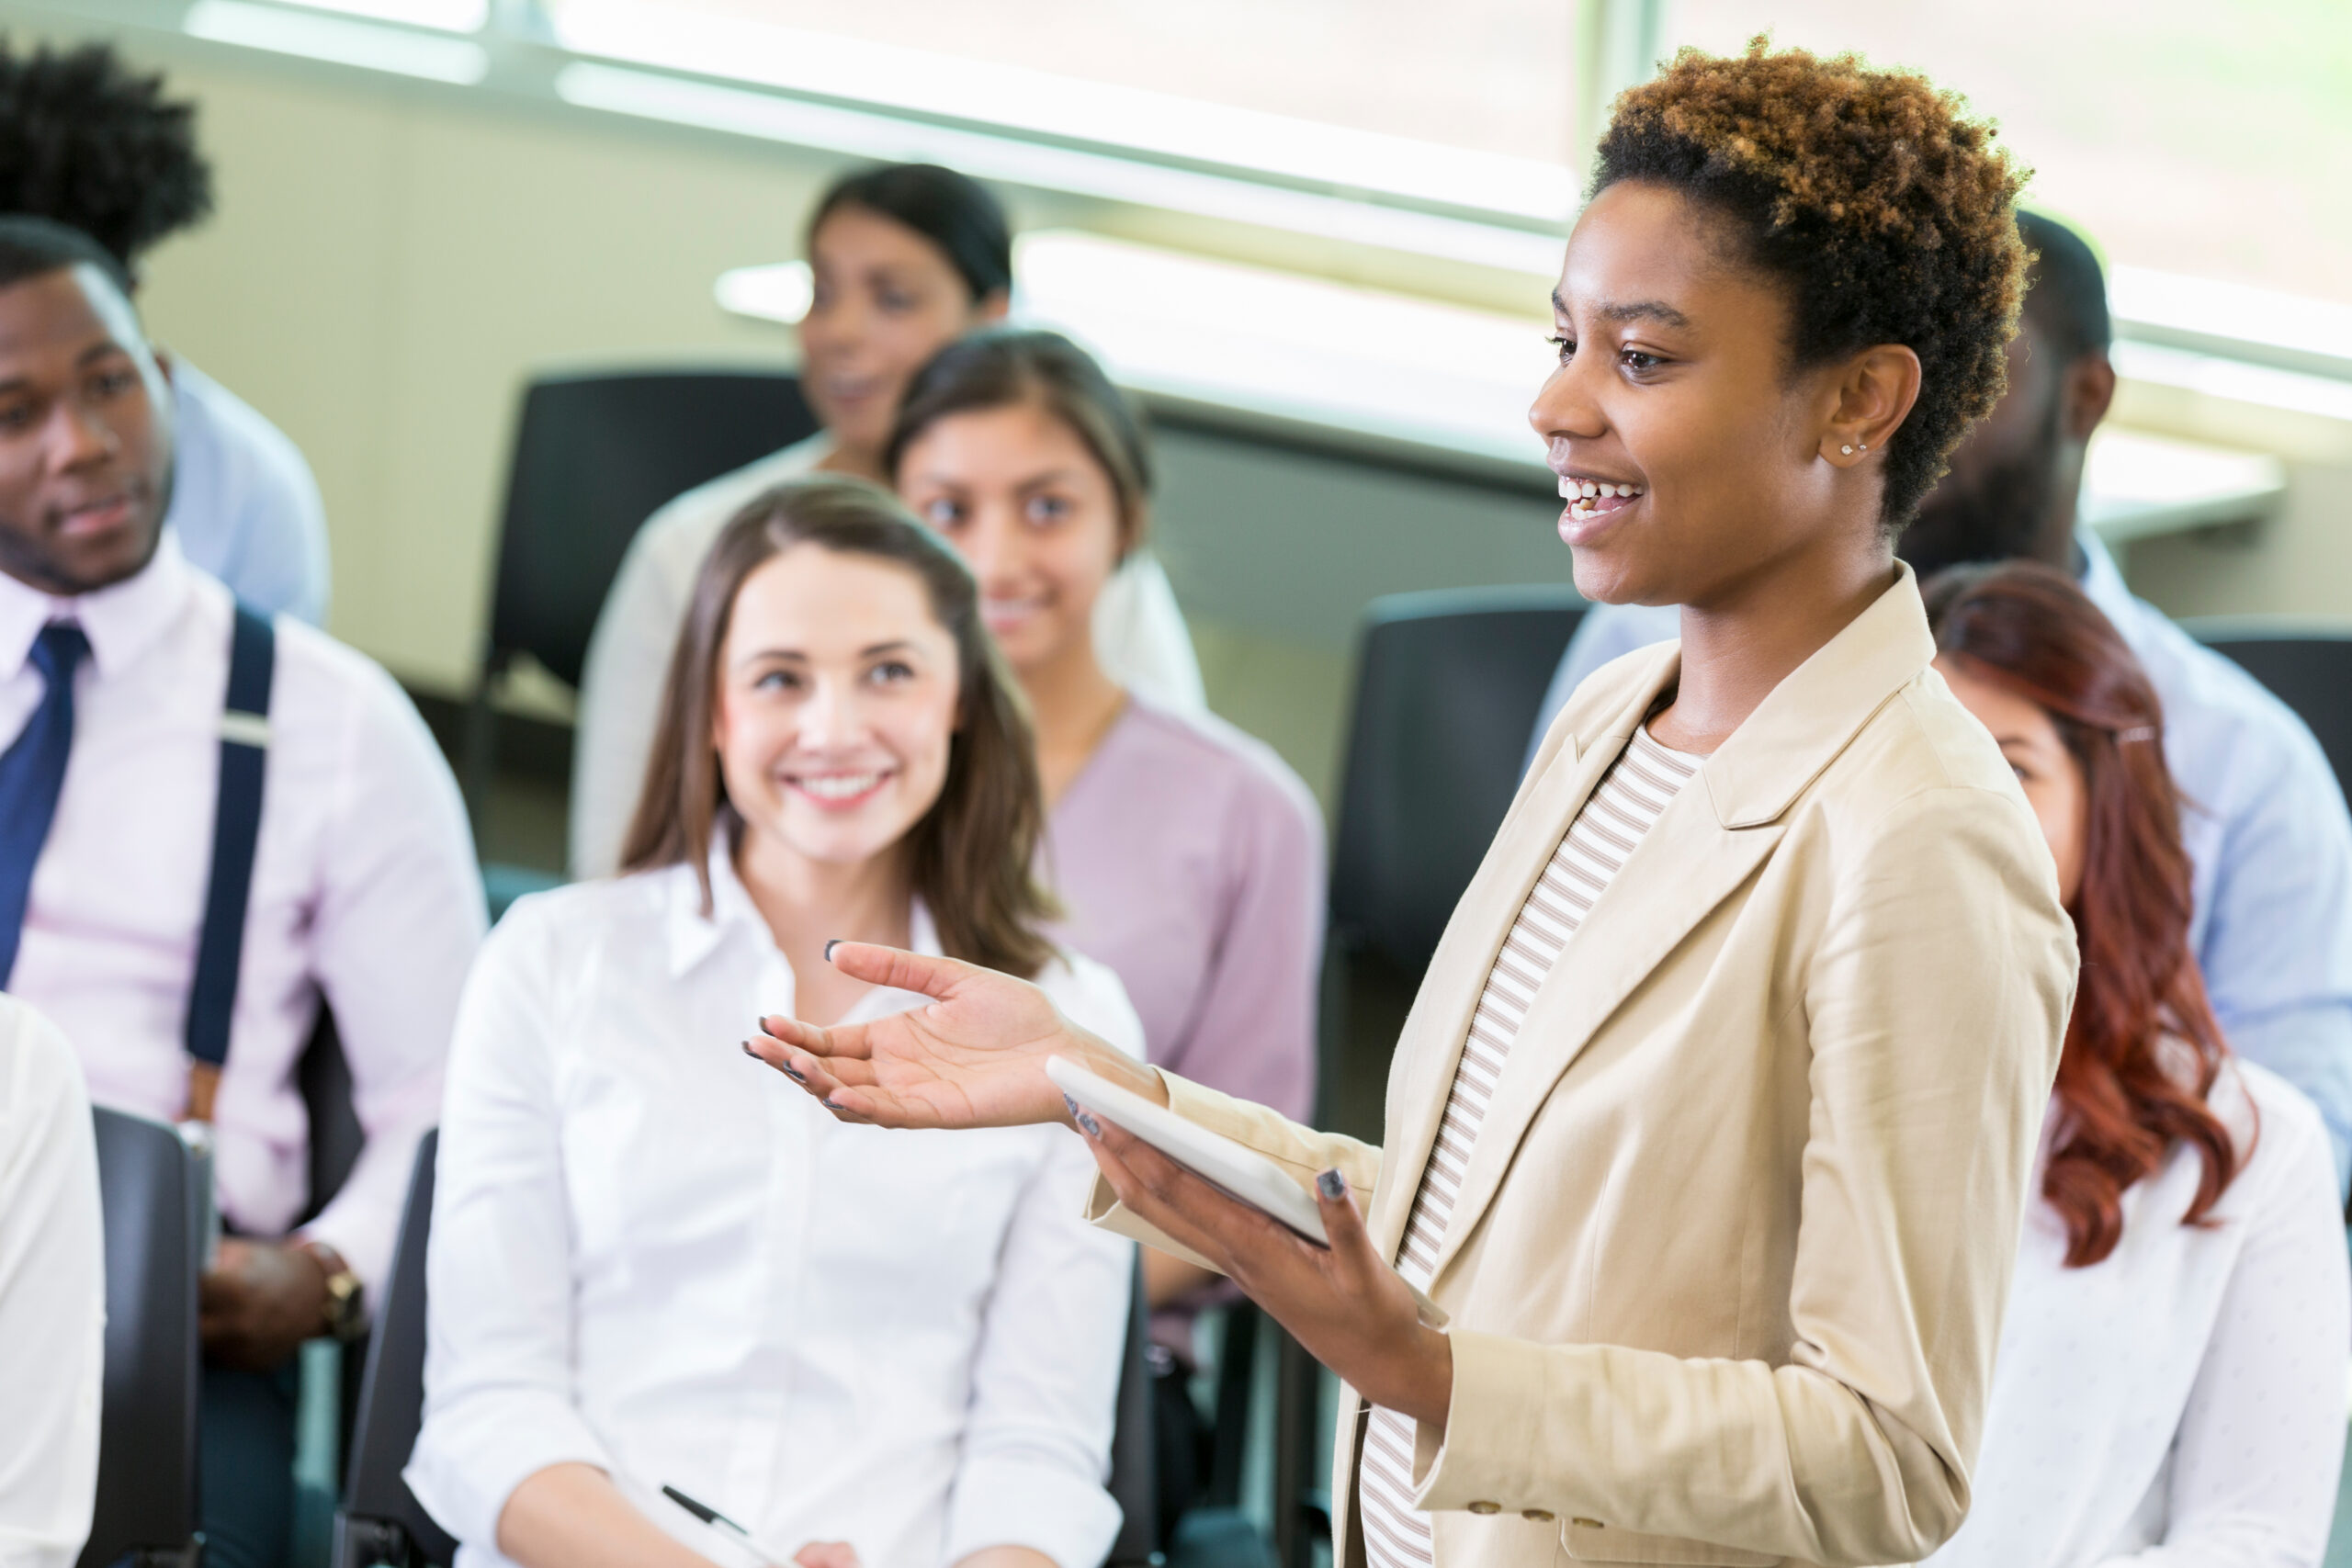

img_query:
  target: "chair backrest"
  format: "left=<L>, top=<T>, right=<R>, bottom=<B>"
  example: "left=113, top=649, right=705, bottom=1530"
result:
left=1319, top=586, right=1585, bottom=1143
left=2180, top=623, right=2352, bottom=797
left=1105, top=1253, right=1159, bottom=1566
left=488, top=369, right=820, bottom=689
left=80, top=1109, right=202, bottom=1568
left=299, top=1009, right=364, bottom=1224
left=334, top=1130, right=457, bottom=1568
left=1330, top=586, right=1588, bottom=976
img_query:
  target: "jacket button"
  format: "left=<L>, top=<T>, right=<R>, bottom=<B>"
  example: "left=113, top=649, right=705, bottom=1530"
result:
left=1572, top=1517, right=1604, bottom=1529
left=1522, top=1508, right=1555, bottom=1521
left=1467, top=1500, right=1501, bottom=1515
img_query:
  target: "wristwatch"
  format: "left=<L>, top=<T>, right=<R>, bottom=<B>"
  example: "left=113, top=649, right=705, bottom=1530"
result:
left=300, top=1241, right=368, bottom=1343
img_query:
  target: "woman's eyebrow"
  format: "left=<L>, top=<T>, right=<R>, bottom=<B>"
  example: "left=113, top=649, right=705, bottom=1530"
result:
left=1551, top=288, right=1693, bottom=330
left=859, top=639, right=918, bottom=659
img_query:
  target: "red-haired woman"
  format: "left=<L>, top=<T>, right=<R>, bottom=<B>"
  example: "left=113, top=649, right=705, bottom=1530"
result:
left=1924, top=560, right=2348, bottom=1567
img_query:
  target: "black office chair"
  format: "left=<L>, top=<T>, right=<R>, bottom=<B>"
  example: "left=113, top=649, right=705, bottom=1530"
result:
left=1323, top=584, right=1587, bottom=1142
left=1106, top=1255, right=1160, bottom=1567
left=463, top=368, right=820, bottom=826
left=2180, top=621, right=2352, bottom=796
left=1250, top=583, right=1583, bottom=1568
left=334, top=1130, right=454, bottom=1568
left=300, top=1010, right=366, bottom=1225
left=81, top=1109, right=205, bottom=1568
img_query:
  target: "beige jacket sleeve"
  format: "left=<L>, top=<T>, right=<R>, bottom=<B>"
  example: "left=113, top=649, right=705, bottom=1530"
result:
left=1412, top=783, right=2070, bottom=1566
left=1082, top=1070, right=1382, bottom=1270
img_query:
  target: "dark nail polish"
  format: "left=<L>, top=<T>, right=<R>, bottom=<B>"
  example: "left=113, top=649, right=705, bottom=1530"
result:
left=824, top=939, right=842, bottom=962
left=1317, top=1168, right=1347, bottom=1201
left=1063, top=1093, right=1080, bottom=1120
left=741, top=1040, right=758, bottom=1058
left=1075, top=1109, right=1102, bottom=1137
left=782, top=1064, right=807, bottom=1084
left=821, top=1099, right=844, bottom=1112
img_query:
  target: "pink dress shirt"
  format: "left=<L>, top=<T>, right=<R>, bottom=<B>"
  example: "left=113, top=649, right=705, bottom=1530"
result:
left=0, top=534, right=484, bottom=1290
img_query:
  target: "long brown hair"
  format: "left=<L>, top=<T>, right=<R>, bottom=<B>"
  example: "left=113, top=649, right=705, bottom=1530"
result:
left=1925, top=561, right=2247, bottom=1266
left=618, top=476, right=1059, bottom=979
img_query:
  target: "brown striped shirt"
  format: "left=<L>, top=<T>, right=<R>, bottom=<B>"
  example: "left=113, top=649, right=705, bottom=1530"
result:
left=1359, top=727, right=1701, bottom=1564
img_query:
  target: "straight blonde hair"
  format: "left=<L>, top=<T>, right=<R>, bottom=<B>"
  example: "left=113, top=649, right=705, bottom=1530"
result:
left=618, top=476, right=1059, bottom=979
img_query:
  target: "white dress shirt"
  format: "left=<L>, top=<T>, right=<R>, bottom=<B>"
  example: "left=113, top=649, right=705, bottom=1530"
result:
left=0, top=996, right=102, bottom=1568
left=1925, top=1058, right=2349, bottom=1568
left=570, top=433, right=1208, bottom=877
left=164, top=357, right=333, bottom=626
left=408, top=841, right=1143, bottom=1568
left=0, top=536, right=485, bottom=1291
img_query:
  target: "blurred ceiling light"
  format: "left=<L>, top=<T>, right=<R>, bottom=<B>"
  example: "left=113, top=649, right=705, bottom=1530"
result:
left=555, top=64, right=1563, bottom=278
left=719, top=231, right=1555, bottom=468
left=184, top=0, right=490, bottom=82
left=2111, top=341, right=2352, bottom=424
left=1009, top=231, right=1553, bottom=465
left=716, top=259, right=813, bottom=325
left=266, top=0, right=489, bottom=30
left=2111, top=265, right=2352, bottom=384
left=551, top=0, right=1577, bottom=223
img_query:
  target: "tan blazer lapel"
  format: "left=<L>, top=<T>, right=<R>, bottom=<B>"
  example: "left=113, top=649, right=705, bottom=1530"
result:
left=1430, top=794, right=1786, bottom=1284
left=1420, top=563, right=1938, bottom=1285
left=1366, top=649, right=1679, bottom=1258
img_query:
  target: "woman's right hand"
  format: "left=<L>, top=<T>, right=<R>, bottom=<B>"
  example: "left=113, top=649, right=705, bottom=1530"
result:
left=748, top=942, right=1161, bottom=1129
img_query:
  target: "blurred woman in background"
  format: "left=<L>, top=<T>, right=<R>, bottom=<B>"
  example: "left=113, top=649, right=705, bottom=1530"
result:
left=1922, top=560, right=2347, bottom=1568
left=413, top=479, right=1140, bottom=1568
left=574, top=164, right=1202, bottom=876
left=887, top=329, right=1323, bottom=1525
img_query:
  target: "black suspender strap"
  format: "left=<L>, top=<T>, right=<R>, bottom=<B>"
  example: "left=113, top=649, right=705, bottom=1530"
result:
left=184, top=606, right=276, bottom=1092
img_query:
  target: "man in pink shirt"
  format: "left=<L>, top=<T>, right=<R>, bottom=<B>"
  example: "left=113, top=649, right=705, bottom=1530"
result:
left=0, top=218, right=482, bottom=1564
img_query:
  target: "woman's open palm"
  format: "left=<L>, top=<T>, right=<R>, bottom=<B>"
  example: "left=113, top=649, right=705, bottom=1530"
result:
left=749, top=942, right=1145, bottom=1129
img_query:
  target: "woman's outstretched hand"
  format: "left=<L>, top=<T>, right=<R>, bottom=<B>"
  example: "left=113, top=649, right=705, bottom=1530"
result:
left=746, top=942, right=1159, bottom=1129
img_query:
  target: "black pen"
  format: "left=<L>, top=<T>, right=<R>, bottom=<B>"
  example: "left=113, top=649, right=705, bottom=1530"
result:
left=662, top=1483, right=792, bottom=1567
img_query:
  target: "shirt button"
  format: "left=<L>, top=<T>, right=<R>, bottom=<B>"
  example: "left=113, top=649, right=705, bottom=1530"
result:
left=1467, top=1500, right=1501, bottom=1515
left=1523, top=1509, right=1555, bottom=1522
left=1573, top=1517, right=1604, bottom=1529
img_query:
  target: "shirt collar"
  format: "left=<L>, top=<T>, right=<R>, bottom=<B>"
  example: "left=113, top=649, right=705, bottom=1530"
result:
left=1693, top=559, right=1939, bottom=829
left=664, top=819, right=944, bottom=1002
left=2072, top=525, right=2137, bottom=629
left=0, top=528, right=196, bottom=682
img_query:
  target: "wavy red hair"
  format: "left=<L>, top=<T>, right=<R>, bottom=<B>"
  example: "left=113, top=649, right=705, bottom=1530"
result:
left=1925, top=561, right=2247, bottom=1267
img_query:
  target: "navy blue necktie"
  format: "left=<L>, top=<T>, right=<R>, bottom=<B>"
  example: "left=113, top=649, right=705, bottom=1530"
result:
left=0, top=624, right=90, bottom=987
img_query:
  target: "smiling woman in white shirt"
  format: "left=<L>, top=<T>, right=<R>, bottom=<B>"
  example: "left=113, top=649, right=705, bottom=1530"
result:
left=1921, top=561, right=2349, bottom=1568
left=409, top=478, right=1143, bottom=1568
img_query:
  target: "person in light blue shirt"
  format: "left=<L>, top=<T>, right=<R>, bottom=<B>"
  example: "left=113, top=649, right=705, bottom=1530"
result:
left=0, top=39, right=330, bottom=624
left=1529, top=212, right=2352, bottom=1190
left=160, top=355, right=330, bottom=624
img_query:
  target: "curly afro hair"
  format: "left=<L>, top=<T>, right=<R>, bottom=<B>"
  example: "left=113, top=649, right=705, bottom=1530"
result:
left=0, top=40, right=212, bottom=272
left=1596, top=40, right=2030, bottom=526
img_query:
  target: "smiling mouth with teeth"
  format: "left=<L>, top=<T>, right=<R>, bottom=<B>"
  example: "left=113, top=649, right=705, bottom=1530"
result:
left=1558, top=475, right=1647, bottom=521
left=792, top=772, right=886, bottom=802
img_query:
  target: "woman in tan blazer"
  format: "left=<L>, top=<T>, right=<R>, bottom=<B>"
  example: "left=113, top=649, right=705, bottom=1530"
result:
left=751, top=45, right=2079, bottom=1568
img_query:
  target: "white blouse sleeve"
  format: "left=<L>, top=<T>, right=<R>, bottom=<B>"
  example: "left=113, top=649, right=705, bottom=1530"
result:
left=0, top=1002, right=103, bottom=1568
left=2097, top=1092, right=2350, bottom=1568
left=404, top=899, right=617, bottom=1546
left=939, top=961, right=1145, bottom=1567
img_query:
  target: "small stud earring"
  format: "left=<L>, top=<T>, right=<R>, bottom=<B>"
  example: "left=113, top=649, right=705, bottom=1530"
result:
left=1859, top=442, right=1870, bottom=452
left=1839, top=444, right=1854, bottom=456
